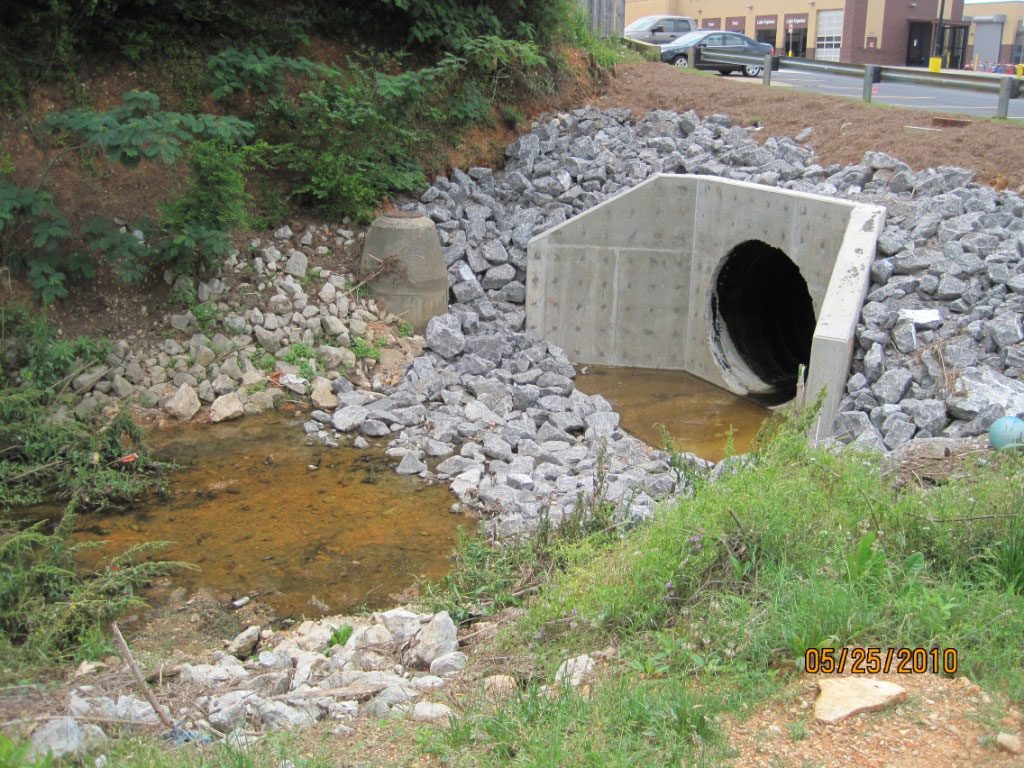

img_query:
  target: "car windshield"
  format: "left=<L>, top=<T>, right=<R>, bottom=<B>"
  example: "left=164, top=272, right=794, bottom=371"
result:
left=625, top=16, right=660, bottom=32
left=667, top=31, right=706, bottom=46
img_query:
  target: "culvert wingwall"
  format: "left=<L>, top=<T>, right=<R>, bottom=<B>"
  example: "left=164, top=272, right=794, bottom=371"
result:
left=526, top=174, right=886, bottom=439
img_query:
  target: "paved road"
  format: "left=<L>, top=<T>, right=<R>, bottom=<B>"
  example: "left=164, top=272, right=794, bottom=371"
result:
left=760, top=67, right=1024, bottom=119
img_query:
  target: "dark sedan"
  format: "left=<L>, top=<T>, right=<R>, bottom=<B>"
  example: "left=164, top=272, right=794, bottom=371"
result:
left=661, top=31, right=773, bottom=77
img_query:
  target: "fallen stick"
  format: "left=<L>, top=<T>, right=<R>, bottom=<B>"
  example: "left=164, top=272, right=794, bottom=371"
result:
left=109, top=622, right=175, bottom=729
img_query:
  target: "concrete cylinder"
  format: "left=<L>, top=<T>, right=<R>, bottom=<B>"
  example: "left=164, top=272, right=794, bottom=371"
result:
left=359, top=211, right=448, bottom=333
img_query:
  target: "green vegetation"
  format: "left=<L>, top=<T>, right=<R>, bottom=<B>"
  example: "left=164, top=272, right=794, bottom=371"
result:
left=350, top=336, right=382, bottom=362
left=1, top=93, right=253, bottom=301
left=1, top=1, right=630, bottom=304
left=0, top=733, right=51, bottom=768
left=0, top=308, right=180, bottom=677
left=423, top=411, right=1024, bottom=767
left=0, top=503, right=188, bottom=677
left=3, top=732, right=346, bottom=768
left=397, top=322, right=415, bottom=338
left=155, top=138, right=252, bottom=276
left=281, top=342, right=317, bottom=380
left=328, top=623, right=354, bottom=650
left=0, top=307, right=163, bottom=509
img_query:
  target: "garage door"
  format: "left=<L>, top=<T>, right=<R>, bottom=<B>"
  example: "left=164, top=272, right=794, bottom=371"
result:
left=815, top=9, right=843, bottom=61
left=974, top=20, right=1004, bottom=64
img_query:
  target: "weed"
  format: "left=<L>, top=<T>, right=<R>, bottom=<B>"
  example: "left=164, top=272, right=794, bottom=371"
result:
left=156, top=139, right=252, bottom=276
left=327, top=623, right=353, bottom=650
left=397, top=322, right=415, bottom=338
left=658, top=425, right=710, bottom=494
left=298, top=267, right=322, bottom=289
left=351, top=336, right=381, bottom=361
left=245, top=381, right=268, bottom=395
left=253, top=353, right=277, bottom=374
left=0, top=733, right=51, bottom=768
left=190, top=301, right=221, bottom=332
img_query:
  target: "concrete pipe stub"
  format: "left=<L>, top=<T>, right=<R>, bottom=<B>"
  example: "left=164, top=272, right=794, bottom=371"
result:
left=360, top=211, right=448, bottom=333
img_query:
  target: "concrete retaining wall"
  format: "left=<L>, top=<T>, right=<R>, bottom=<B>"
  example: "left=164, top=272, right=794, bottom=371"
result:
left=526, top=174, right=886, bottom=439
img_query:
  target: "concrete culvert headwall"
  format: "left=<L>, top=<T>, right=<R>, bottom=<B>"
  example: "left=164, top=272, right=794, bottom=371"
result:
left=712, top=240, right=816, bottom=404
left=526, top=174, right=887, bottom=439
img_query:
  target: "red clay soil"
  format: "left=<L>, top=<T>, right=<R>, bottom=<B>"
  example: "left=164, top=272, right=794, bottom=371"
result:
left=589, top=61, right=1023, bottom=191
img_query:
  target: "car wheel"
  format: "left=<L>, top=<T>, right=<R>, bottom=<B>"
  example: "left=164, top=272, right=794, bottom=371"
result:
left=672, top=55, right=688, bottom=68
left=717, top=69, right=732, bottom=76
left=742, top=65, right=763, bottom=77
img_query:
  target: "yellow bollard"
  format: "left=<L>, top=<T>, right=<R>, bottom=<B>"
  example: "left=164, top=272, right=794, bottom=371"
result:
left=1017, top=63, right=1023, bottom=79
left=928, top=56, right=942, bottom=72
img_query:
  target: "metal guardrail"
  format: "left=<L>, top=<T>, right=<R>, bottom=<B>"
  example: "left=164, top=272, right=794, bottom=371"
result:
left=621, top=37, right=662, bottom=61
left=694, top=48, right=1021, bottom=117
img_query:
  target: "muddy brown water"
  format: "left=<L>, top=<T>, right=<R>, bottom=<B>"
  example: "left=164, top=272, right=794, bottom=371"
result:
left=74, top=414, right=462, bottom=619
left=575, top=366, right=771, bottom=461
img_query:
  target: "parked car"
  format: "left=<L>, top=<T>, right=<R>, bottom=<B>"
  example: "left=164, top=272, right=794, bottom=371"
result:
left=625, top=15, right=698, bottom=45
left=661, top=30, right=773, bottom=77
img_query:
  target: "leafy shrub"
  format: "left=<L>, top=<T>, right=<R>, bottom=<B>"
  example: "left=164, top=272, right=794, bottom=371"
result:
left=0, top=502, right=188, bottom=668
left=208, top=48, right=330, bottom=100
left=0, top=307, right=162, bottom=509
left=44, top=91, right=254, bottom=167
left=156, top=139, right=251, bottom=275
left=0, top=178, right=75, bottom=304
left=3, top=94, right=255, bottom=301
left=80, top=217, right=151, bottom=285
left=0, top=1, right=315, bottom=107
left=256, top=57, right=462, bottom=222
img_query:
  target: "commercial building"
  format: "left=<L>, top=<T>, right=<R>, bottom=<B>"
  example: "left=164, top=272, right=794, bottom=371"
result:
left=625, top=0, right=969, bottom=66
left=963, top=1, right=1024, bottom=65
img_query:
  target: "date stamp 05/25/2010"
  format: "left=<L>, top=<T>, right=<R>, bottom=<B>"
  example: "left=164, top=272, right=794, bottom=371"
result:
left=804, top=647, right=959, bottom=675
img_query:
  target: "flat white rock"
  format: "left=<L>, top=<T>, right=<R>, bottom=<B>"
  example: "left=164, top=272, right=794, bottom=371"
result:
left=814, top=677, right=907, bottom=724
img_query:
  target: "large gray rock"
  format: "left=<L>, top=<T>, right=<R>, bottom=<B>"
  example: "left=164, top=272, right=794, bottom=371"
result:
left=332, top=404, right=369, bottom=432
left=871, top=368, right=913, bottom=405
left=425, top=314, right=466, bottom=359
left=947, top=367, right=1024, bottom=419
left=226, top=625, right=261, bottom=658
left=164, top=383, right=201, bottom=420
left=209, top=393, right=244, bottom=422
left=28, top=718, right=106, bottom=760
left=405, top=611, right=458, bottom=669
left=252, top=698, right=316, bottom=730
left=284, top=250, right=308, bottom=278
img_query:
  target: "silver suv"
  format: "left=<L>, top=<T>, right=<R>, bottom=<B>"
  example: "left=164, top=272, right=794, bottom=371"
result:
left=625, top=15, right=698, bottom=45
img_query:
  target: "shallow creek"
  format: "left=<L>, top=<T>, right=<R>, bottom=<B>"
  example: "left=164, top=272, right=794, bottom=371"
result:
left=75, top=413, right=462, bottom=618
left=73, top=370, right=766, bottom=617
left=575, top=366, right=771, bottom=461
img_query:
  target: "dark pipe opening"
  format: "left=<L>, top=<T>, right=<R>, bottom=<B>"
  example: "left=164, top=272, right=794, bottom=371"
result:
left=713, top=240, right=816, bottom=404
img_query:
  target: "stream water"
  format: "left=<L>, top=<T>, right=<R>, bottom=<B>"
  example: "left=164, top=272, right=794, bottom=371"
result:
left=75, top=413, right=462, bottom=618
left=71, top=369, right=766, bottom=618
left=575, top=366, right=771, bottom=461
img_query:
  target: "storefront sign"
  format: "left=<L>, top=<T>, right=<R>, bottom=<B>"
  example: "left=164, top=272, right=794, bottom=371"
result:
left=726, top=16, right=746, bottom=32
left=784, top=14, right=809, bottom=28
left=702, top=17, right=721, bottom=29
left=755, top=15, right=778, bottom=28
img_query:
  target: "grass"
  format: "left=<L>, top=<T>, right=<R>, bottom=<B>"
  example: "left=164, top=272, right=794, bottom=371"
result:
left=91, top=733, right=334, bottom=768
left=419, top=411, right=1024, bottom=767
